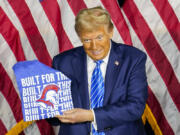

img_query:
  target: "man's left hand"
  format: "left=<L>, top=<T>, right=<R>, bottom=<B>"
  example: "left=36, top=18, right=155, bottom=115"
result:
left=55, top=108, right=94, bottom=124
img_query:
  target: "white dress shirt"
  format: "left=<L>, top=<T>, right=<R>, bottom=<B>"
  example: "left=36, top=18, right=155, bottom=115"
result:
left=86, top=45, right=111, bottom=131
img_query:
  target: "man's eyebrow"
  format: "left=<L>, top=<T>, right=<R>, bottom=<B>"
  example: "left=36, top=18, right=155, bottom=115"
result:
left=82, top=38, right=91, bottom=40
left=96, top=34, right=103, bottom=38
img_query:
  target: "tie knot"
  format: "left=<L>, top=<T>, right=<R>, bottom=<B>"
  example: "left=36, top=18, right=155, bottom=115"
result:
left=95, top=60, right=103, bottom=66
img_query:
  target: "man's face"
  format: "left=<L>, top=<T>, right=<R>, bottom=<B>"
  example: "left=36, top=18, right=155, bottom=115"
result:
left=80, top=27, right=113, bottom=61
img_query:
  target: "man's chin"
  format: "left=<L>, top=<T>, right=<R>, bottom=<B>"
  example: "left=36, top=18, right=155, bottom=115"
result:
left=89, top=55, right=104, bottom=61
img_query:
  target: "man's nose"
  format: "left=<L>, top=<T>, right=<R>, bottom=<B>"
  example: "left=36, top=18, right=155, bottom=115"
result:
left=91, top=39, right=97, bottom=49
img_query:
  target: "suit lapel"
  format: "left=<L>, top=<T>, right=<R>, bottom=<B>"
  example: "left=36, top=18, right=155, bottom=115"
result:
left=71, top=48, right=91, bottom=133
left=72, top=48, right=90, bottom=109
left=104, top=42, right=123, bottom=105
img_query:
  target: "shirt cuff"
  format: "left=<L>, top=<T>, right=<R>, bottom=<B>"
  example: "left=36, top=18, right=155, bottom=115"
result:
left=91, top=109, right=97, bottom=130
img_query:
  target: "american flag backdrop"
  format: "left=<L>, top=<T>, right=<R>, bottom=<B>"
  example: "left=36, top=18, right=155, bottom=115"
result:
left=0, top=0, right=180, bottom=135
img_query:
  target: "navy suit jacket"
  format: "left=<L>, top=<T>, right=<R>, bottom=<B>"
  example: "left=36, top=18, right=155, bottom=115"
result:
left=47, top=41, right=148, bottom=135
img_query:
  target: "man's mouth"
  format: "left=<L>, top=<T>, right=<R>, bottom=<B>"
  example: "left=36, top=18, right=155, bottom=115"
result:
left=91, top=49, right=103, bottom=56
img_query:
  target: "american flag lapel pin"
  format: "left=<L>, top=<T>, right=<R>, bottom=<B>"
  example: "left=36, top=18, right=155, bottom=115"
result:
left=114, top=60, right=119, bottom=66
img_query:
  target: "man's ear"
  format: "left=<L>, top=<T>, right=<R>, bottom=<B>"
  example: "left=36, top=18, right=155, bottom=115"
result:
left=108, top=28, right=114, bottom=39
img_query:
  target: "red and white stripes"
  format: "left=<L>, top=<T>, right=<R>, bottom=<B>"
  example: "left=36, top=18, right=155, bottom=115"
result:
left=122, top=0, right=180, bottom=135
left=0, top=0, right=179, bottom=135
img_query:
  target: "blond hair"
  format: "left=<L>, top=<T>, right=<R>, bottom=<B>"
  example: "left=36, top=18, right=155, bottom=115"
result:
left=75, top=6, right=113, bottom=36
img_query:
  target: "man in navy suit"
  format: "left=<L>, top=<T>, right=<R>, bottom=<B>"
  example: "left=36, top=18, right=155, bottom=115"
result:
left=47, top=6, right=148, bottom=135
